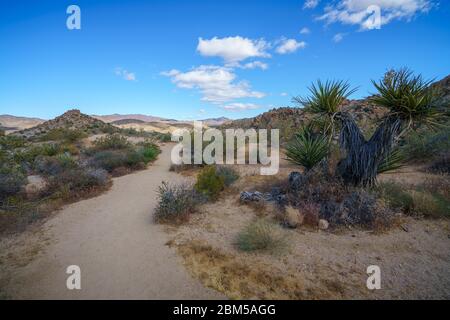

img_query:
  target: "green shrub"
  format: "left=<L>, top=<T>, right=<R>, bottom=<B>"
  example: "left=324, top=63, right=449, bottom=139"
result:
left=216, top=166, right=239, bottom=187
left=0, top=166, right=26, bottom=200
left=0, top=135, right=26, bottom=150
left=375, top=182, right=414, bottom=213
left=49, top=167, right=108, bottom=193
left=89, top=149, right=145, bottom=172
left=194, top=166, right=225, bottom=200
left=402, top=127, right=450, bottom=162
left=154, top=181, right=202, bottom=223
left=39, top=128, right=86, bottom=143
left=236, top=219, right=287, bottom=253
left=137, top=141, right=160, bottom=163
left=410, top=191, right=450, bottom=218
left=93, top=134, right=131, bottom=150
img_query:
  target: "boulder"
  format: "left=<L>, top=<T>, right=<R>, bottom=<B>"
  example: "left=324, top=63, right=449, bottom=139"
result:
left=318, top=219, right=329, bottom=230
left=24, top=175, right=47, bottom=199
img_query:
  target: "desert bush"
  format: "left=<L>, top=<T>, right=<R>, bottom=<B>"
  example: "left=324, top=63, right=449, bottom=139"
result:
left=236, top=219, right=288, bottom=253
left=0, top=135, right=26, bottom=150
left=215, top=166, right=239, bottom=187
left=14, top=143, right=62, bottom=164
left=0, top=166, right=26, bottom=200
left=39, top=128, right=86, bottom=143
left=402, top=128, right=450, bottom=162
left=35, top=154, right=77, bottom=176
left=375, top=182, right=414, bottom=214
left=137, top=141, right=160, bottom=163
left=93, top=134, right=131, bottom=150
left=194, top=166, right=225, bottom=200
left=341, top=191, right=392, bottom=227
left=154, top=181, right=202, bottom=223
left=35, top=156, right=64, bottom=176
left=49, top=167, right=108, bottom=193
left=298, top=201, right=321, bottom=226
left=427, top=152, right=450, bottom=174
left=89, top=149, right=145, bottom=172
left=410, top=191, right=449, bottom=218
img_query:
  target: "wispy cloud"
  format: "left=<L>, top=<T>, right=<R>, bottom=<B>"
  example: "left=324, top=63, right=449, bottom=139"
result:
left=276, top=39, right=307, bottom=54
left=333, top=33, right=346, bottom=43
left=300, top=27, right=311, bottom=35
left=317, top=0, right=432, bottom=30
left=115, top=68, right=136, bottom=81
left=220, top=103, right=260, bottom=111
left=303, top=0, right=320, bottom=9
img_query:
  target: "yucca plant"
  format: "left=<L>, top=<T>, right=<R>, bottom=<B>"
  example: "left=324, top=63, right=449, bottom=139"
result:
left=286, top=125, right=329, bottom=171
left=377, top=147, right=407, bottom=174
left=370, top=68, right=441, bottom=132
left=293, top=80, right=357, bottom=137
left=336, top=68, right=443, bottom=186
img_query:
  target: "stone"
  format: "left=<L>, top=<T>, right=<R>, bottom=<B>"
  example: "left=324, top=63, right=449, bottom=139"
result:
left=24, top=175, right=47, bottom=199
left=318, top=219, right=329, bottom=230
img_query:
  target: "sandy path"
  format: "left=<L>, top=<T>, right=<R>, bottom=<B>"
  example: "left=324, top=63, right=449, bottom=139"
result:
left=1, top=144, right=223, bottom=299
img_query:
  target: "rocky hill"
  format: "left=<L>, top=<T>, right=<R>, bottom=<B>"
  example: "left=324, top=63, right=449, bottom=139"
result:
left=13, top=109, right=116, bottom=139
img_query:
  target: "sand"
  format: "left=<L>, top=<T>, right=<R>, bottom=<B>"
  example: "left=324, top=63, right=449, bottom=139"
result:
left=0, top=144, right=224, bottom=299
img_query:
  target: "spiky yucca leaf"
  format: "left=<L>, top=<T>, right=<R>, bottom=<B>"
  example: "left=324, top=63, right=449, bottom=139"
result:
left=286, top=126, right=329, bottom=171
left=370, top=68, right=441, bottom=129
left=377, top=147, right=407, bottom=174
left=293, top=80, right=357, bottom=137
left=293, top=80, right=357, bottom=115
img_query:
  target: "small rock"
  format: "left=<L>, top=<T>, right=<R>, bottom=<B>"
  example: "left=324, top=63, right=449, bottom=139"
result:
left=284, top=206, right=303, bottom=228
left=318, top=219, right=329, bottom=230
left=24, top=175, right=47, bottom=199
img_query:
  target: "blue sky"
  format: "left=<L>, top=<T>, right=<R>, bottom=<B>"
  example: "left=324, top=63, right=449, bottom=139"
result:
left=0, top=0, right=449, bottom=120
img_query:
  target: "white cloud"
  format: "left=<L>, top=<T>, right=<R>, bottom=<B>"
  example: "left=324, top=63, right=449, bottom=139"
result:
left=317, top=0, right=432, bottom=30
left=275, top=39, right=307, bottom=54
left=240, top=61, right=269, bottom=70
left=115, top=68, right=136, bottom=81
left=300, top=27, right=311, bottom=34
left=221, top=103, right=260, bottom=111
left=161, top=65, right=265, bottom=103
left=197, top=36, right=270, bottom=63
left=280, top=92, right=288, bottom=96
left=333, top=33, right=345, bottom=43
left=303, top=0, right=320, bottom=9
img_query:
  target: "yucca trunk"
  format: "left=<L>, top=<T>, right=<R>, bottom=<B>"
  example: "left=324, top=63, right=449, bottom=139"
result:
left=336, top=112, right=403, bottom=187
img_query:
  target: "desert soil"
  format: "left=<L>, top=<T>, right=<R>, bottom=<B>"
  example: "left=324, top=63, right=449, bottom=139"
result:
left=0, top=144, right=224, bottom=299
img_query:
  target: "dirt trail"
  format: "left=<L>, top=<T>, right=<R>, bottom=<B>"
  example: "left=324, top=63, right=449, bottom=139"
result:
left=1, top=144, right=223, bottom=299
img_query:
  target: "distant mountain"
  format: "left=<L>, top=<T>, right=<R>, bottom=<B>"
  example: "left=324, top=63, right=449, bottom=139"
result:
left=92, top=114, right=169, bottom=123
left=14, top=109, right=116, bottom=139
left=200, top=117, right=231, bottom=126
left=0, top=114, right=45, bottom=133
left=110, top=119, right=146, bottom=125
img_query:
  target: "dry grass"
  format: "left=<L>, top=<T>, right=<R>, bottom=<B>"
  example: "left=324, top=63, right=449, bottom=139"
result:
left=173, top=240, right=348, bottom=300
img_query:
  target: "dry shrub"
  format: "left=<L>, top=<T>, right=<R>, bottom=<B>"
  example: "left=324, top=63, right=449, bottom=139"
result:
left=299, top=201, right=321, bottom=226
left=236, top=219, right=288, bottom=253
left=154, top=181, right=204, bottom=224
left=410, top=190, right=449, bottom=218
